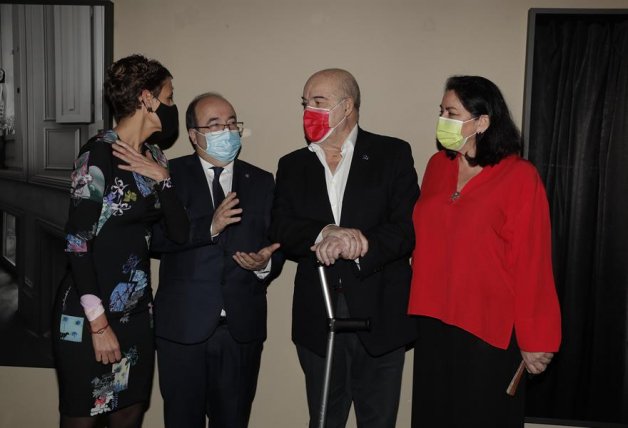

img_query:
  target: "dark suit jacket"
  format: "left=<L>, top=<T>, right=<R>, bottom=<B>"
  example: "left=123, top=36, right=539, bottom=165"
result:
left=151, top=155, right=283, bottom=345
left=270, top=128, right=420, bottom=357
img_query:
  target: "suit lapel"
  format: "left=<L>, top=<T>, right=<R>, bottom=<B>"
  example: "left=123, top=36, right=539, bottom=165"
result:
left=305, top=149, right=336, bottom=224
left=190, top=154, right=214, bottom=217
left=232, top=160, right=243, bottom=196
left=340, top=128, right=371, bottom=226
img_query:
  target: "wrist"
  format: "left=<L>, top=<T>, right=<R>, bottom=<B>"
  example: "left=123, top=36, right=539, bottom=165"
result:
left=321, top=224, right=336, bottom=238
left=90, top=323, right=109, bottom=335
left=89, top=314, right=108, bottom=330
left=210, top=221, right=222, bottom=237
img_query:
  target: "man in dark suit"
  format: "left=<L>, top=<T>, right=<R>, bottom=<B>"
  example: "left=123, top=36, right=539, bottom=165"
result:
left=270, top=69, right=420, bottom=428
left=151, top=93, right=283, bottom=428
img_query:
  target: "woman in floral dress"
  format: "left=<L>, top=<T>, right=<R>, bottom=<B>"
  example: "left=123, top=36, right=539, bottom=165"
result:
left=53, top=54, right=189, bottom=428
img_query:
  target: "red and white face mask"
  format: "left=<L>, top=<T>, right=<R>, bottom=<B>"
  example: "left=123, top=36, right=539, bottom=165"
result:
left=302, top=100, right=346, bottom=143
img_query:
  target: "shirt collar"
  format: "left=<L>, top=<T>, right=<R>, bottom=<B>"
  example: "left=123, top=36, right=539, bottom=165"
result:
left=308, top=124, right=358, bottom=154
left=198, top=155, right=234, bottom=174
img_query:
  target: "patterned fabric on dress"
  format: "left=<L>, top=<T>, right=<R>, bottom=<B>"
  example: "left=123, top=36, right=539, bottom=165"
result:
left=53, top=130, right=181, bottom=417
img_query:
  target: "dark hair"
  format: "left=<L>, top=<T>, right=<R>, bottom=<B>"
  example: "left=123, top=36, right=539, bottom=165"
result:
left=185, top=92, right=229, bottom=130
left=442, top=76, right=522, bottom=166
left=103, top=54, right=172, bottom=122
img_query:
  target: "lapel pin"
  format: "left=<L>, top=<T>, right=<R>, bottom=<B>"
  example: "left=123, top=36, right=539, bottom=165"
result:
left=245, top=173, right=250, bottom=178
left=361, top=154, right=369, bottom=161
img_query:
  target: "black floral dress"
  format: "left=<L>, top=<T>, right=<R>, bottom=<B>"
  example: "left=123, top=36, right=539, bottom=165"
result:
left=53, top=130, right=188, bottom=417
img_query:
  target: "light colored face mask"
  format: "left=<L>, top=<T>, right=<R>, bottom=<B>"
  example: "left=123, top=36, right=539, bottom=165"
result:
left=436, top=116, right=477, bottom=151
left=194, top=129, right=241, bottom=163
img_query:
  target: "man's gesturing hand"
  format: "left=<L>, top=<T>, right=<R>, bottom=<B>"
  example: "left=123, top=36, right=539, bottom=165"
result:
left=211, top=192, right=242, bottom=235
left=233, top=243, right=281, bottom=271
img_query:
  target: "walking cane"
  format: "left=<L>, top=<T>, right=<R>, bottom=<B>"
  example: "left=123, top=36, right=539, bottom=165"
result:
left=506, top=361, right=526, bottom=396
left=317, top=264, right=370, bottom=428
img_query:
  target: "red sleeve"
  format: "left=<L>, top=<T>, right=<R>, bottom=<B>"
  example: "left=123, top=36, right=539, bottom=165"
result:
left=508, top=164, right=562, bottom=352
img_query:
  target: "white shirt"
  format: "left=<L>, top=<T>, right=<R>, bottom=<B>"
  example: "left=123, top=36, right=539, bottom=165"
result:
left=308, top=124, right=358, bottom=225
left=197, top=156, right=271, bottom=319
left=309, top=124, right=361, bottom=268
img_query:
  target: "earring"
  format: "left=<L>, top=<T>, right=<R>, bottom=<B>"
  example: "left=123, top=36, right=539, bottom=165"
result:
left=142, top=99, right=153, bottom=113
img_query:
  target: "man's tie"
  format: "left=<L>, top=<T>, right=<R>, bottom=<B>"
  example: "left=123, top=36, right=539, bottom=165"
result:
left=212, top=166, right=225, bottom=209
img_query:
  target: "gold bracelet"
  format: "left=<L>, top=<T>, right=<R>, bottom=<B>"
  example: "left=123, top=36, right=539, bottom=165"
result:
left=90, top=323, right=109, bottom=335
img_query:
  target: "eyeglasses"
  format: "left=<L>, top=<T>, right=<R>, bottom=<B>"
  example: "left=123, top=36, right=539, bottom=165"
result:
left=192, top=122, right=244, bottom=134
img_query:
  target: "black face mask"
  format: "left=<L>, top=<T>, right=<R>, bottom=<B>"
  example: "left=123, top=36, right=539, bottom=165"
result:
left=146, top=102, right=179, bottom=149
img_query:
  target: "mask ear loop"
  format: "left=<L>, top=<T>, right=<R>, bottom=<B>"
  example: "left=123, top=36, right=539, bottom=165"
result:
left=190, top=129, right=208, bottom=151
left=330, top=99, right=350, bottom=130
left=322, top=98, right=345, bottom=128
left=141, top=91, right=156, bottom=113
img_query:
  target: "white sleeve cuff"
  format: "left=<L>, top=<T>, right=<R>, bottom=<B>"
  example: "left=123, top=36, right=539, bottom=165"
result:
left=254, top=259, right=272, bottom=279
left=84, top=304, right=105, bottom=322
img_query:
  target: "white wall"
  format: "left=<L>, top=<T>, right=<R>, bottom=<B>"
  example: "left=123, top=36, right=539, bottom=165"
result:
left=1, top=0, right=627, bottom=426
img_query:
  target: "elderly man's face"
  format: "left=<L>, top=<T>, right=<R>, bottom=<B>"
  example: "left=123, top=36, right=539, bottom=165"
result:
left=301, top=75, right=344, bottom=110
left=189, top=97, right=237, bottom=148
left=195, top=97, right=237, bottom=133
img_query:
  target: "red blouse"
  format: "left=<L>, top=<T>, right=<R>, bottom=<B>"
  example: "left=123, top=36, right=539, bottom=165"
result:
left=409, top=151, right=561, bottom=351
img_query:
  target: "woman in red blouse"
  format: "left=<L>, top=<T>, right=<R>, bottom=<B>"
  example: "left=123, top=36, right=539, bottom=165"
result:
left=408, top=76, right=561, bottom=427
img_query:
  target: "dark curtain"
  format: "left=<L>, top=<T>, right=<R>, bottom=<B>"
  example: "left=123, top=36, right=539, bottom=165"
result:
left=525, top=14, right=628, bottom=424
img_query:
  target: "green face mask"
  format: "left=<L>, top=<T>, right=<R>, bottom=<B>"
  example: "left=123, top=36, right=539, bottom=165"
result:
left=436, top=116, right=477, bottom=151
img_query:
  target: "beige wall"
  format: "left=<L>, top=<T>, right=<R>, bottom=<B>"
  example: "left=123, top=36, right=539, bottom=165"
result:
left=1, top=0, right=627, bottom=427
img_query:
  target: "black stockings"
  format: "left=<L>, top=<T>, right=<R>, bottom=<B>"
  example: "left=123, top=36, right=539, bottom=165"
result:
left=60, top=403, right=146, bottom=428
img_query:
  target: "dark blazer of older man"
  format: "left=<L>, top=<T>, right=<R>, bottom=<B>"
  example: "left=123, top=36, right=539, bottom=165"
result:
left=270, top=127, right=420, bottom=427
